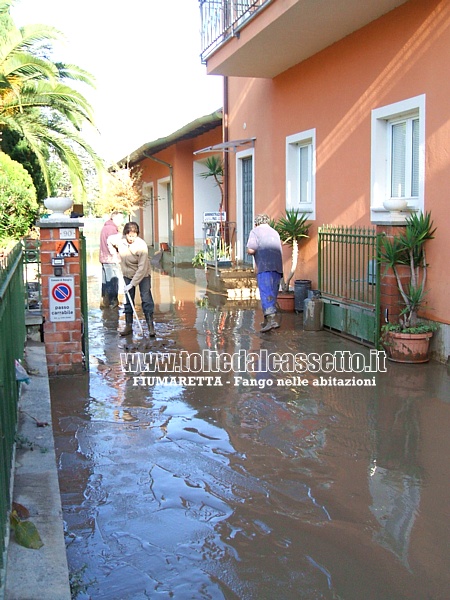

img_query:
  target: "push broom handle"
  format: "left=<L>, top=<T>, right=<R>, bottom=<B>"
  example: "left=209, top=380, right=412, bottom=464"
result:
left=125, top=287, right=144, bottom=335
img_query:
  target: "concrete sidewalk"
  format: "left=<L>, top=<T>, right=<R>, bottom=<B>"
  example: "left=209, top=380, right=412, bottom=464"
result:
left=4, top=342, right=70, bottom=600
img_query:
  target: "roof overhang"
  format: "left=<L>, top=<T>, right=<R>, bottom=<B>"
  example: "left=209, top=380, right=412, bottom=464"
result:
left=194, top=137, right=256, bottom=155
left=117, top=109, right=223, bottom=168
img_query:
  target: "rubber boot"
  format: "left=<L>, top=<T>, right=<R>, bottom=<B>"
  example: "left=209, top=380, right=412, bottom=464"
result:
left=145, top=313, right=156, bottom=337
left=119, top=313, right=133, bottom=336
left=100, top=295, right=110, bottom=309
left=260, top=313, right=280, bottom=333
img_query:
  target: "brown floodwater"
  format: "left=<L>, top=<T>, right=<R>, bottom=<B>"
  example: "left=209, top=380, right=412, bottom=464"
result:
left=50, top=262, right=450, bottom=599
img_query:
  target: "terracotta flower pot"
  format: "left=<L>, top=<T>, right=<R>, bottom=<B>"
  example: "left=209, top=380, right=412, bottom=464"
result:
left=385, top=331, right=433, bottom=363
left=277, top=292, right=295, bottom=312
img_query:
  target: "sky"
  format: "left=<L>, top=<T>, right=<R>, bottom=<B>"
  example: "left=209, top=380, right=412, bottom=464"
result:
left=11, top=0, right=224, bottom=164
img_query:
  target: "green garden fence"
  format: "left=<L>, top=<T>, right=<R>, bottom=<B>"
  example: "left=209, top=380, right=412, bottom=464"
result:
left=0, top=241, right=26, bottom=588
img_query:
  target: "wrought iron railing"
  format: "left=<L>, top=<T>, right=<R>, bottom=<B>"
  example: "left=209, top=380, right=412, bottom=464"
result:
left=0, top=242, right=26, bottom=588
left=318, top=225, right=382, bottom=346
left=199, top=0, right=272, bottom=63
left=22, top=237, right=42, bottom=315
left=319, top=226, right=381, bottom=307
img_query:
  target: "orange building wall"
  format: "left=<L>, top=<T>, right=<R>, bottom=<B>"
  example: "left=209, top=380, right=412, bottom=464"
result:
left=226, top=0, right=450, bottom=324
left=136, top=125, right=222, bottom=256
left=173, top=142, right=196, bottom=248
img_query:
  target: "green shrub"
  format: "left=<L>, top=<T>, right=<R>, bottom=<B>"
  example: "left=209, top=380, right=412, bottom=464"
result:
left=0, top=152, right=38, bottom=243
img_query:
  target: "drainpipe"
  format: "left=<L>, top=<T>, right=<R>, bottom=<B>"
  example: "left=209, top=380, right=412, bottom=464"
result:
left=223, top=76, right=229, bottom=218
left=143, top=152, right=174, bottom=253
left=223, top=75, right=231, bottom=261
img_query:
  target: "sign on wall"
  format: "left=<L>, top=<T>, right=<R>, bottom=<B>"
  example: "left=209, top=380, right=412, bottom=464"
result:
left=56, top=240, right=79, bottom=257
left=49, top=277, right=75, bottom=322
left=203, top=211, right=226, bottom=223
left=59, top=228, right=76, bottom=240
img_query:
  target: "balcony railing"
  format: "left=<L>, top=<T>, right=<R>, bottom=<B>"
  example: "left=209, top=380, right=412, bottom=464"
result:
left=199, top=0, right=272, bottom=63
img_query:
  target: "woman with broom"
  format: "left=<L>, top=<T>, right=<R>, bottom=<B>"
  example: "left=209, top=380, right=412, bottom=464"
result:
left=108, top=221, right=156, bottom=337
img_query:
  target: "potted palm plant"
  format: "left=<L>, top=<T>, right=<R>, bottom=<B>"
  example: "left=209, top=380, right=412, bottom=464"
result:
left=379, top=211, right=438, bottom=362
left=199, top=156, right=224, bottom=212
left=274, top=209, right=311, bottom=310
left=198, top=156, right=232, bottom=268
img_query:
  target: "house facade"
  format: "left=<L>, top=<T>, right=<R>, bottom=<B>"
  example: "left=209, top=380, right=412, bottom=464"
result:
left=199, top=0, right=450, bottom=361
left=118, top=110, right=223, bottom=265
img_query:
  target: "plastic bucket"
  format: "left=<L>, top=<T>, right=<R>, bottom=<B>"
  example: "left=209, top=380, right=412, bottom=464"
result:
left=294, top=279, right=311, bottom=311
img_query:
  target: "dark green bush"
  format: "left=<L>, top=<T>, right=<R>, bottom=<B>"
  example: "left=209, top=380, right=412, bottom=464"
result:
left=0, top=152, right=38, bottom=243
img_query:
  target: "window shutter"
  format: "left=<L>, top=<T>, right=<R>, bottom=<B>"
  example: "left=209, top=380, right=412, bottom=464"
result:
left=299, top=144, right=310, bottom=204
left=411, top=118, right=419, bottom=197
left=391, top=122, right=406, bottom=198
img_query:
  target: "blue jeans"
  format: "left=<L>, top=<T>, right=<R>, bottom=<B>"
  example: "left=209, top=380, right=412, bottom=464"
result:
left=123, top=276, right=154, bottom=316
left=257, top=271, right=281, bottom=315
left=101, top=263, right=121, bottom=304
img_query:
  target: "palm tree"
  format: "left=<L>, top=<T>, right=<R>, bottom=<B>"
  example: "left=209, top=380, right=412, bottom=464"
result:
left=0, top=1, right=104, bottom=198
left=275, top=209, right=311, bottom=292
left=199, top=155, right=224, bottom=212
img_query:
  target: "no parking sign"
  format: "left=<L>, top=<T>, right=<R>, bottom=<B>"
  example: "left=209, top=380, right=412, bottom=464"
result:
left=49, top=277, right=75, bottom=322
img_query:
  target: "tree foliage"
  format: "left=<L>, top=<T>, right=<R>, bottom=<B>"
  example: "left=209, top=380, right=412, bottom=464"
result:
left=199, top=155, right=224, bottom=211
left=1, top=128, right=47, bottom=199
left=94, top=167, right=145, bottom=217
left=0, top=151, right=38, bottom=241
left=0, top=0, right=105, bottom=201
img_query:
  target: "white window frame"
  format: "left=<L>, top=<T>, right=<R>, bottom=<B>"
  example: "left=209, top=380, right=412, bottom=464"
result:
left=371, top=95, right=425, bottom=222
left=286, top=128, right=316, bottom=220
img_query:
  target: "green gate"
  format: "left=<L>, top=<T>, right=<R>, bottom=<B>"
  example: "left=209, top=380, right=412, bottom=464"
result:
left=318, top=225, right=381, bottom=347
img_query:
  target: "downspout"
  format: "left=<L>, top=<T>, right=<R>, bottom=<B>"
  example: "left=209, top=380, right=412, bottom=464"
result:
left=143, top=152, right=174, bottom=253
left=223, top=76, right=231, bottom=259
left=223, top=76, right=229, bottom=218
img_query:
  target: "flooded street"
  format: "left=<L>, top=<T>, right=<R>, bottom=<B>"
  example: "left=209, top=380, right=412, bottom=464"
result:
left=51, top=262, right=450, bottom=599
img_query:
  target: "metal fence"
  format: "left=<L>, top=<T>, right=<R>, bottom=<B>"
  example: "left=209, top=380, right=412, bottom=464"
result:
left=0, top=242, right=26, bottom=585
left=22, top=237, right=42, bottom=315
left=318, top=225, right=381, bottom=346
left=200, top=0, right=272, bottom=62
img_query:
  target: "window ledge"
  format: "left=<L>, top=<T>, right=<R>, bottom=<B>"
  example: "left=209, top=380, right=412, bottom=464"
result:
left=371, top=206, right=418, bottom=225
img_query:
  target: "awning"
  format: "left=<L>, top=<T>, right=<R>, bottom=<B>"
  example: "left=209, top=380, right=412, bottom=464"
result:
left=194, top=137, right=256, bottom=155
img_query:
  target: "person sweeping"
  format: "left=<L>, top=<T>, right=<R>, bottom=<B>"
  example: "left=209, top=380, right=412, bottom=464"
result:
left=107, top=221, right=156, bottom=337
left=247, top=213, right=283, bottom=332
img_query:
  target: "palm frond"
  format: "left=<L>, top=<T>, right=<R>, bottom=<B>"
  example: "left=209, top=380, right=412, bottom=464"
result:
left=55, top=62, right=96, bottom=88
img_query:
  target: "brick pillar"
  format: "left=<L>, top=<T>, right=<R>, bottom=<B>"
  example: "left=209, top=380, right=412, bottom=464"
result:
left=376, top=224, right=407, bottom=325
left=38, top=220, right=84, bottom=375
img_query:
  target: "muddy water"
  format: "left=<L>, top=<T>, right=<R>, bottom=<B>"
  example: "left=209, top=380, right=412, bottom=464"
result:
left=50, top=264, right=450, bottom=599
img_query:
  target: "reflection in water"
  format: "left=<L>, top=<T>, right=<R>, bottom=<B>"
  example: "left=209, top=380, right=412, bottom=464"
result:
left=370, top=396, right=422, bottom=568
left=369, top=467, right=420, bottom=568
left=50, top=255, right=450, bottom=600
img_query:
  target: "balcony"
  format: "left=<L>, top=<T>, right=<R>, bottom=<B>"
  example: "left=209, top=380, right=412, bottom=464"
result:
left=199, top=0, right=409, bottom=78
left=200, top=0, right=272, bottom=64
